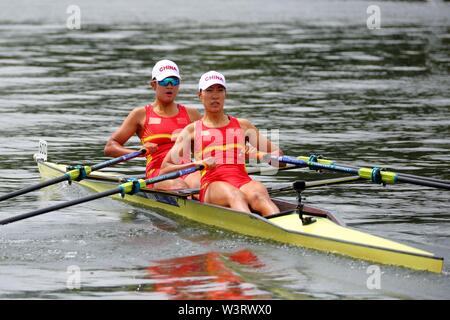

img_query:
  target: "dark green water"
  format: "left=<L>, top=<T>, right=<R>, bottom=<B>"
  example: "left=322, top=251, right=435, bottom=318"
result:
left=0, top=0, right=449, bottom=299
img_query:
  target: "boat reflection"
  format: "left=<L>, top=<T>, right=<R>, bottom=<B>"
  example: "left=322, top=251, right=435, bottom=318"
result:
left=146, top=249, right=267, bottom=300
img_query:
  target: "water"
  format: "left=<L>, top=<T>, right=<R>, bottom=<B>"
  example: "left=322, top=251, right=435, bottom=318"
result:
left=0, top=0, right=449, bottom=300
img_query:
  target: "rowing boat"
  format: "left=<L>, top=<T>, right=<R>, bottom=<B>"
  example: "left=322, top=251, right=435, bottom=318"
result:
left=36, top=158, right=444, bottom=273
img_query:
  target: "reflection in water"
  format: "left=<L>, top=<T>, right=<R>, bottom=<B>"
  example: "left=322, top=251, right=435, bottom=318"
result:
left=146, top=250, right=267, bottom=300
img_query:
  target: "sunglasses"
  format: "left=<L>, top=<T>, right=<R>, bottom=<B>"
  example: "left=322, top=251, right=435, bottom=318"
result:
left=157, top=77, right=180, bottom=87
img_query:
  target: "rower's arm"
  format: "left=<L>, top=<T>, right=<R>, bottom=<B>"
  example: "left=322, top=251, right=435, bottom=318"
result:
left=239, top=119, right=283, bottom=155
left=238, top=118, right=284, bottom=167
left=186, top=107, right=202, bottom=122
left=104, top=107, right=146, bottom=157
left=160, top=124, right=198, bottom=174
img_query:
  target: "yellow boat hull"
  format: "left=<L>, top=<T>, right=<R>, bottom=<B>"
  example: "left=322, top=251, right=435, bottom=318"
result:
left=37, top=161, right=444, bottom=273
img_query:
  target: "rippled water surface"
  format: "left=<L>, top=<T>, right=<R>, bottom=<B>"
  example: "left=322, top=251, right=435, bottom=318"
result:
left=0, top=0, right=449, bottom=299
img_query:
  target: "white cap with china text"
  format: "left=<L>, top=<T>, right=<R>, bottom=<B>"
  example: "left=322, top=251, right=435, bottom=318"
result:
left=151, top=60, right=181, bottom=81
left=198, top=71, right=227, bottom=91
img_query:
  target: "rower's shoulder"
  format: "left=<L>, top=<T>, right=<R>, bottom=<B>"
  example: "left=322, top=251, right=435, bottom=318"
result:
left=236, top=117, right=256, bottom=130
left=175, top=122, right=195, bottom=142
left=121, top=106, right=146, bottom=126
left=183, top=105, right=202, bottom=121
left=184, top=121, right=196, bottom=132
left=129, top=106, right=147, bottom=117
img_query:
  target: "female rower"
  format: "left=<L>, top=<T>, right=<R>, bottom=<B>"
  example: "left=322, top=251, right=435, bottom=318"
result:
left=104, top=59, right=202, bottom=189
left=160, top=71, right=282, bottom=217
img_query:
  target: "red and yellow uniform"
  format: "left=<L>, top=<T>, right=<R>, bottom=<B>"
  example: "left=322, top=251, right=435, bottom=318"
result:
left=141, top=104, right=191, bottom=181
left=146, top=250, right=261, bottom=299
left=194, top=115, right=252, bottom=202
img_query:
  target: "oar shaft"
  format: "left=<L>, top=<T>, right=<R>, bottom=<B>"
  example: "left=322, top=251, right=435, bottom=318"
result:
left=276, top=156, right=450, bottom=190
left=0, top=164, right=205, bottom=226
left=397, top=175, right=450, bottom=190
left=0, top=188, right=120, bottom=225
left=277, top=156, right=359, bottom=174
left=331, top=163, right=450, bottom=185
left=267, top=176, right=362, bottom=194
left=144, top=165, right=203, bottom=185
left=0, top=149, right=146, bottom=203
left=91, top=149, right=145, bottom=171
left=398, top=173, right=450, bottom=185
left=0, top=175, right=69, bottom=202
left=305, top=175, right=362, bottom=188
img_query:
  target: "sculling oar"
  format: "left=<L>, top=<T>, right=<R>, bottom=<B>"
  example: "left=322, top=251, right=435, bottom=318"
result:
left=0, top=149, right=147, bottom=203
left=295, top=156, right=450, bottom=185
left=0, top=165, right=204, bottom=225
left=267, top=155, right=450, bottom=190
left=267, top=176, right=362, bottom=194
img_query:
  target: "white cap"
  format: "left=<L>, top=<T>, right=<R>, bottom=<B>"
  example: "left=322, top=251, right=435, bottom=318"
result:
left=151, top=60, right=181, bottom=81
left=198, top=71, right=227, bottom=91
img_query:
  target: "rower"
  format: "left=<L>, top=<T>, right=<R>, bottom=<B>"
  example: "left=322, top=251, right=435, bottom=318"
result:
left=160, top=71, right=283, bottom=217
left=104, top=59, right=202, bottom=189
